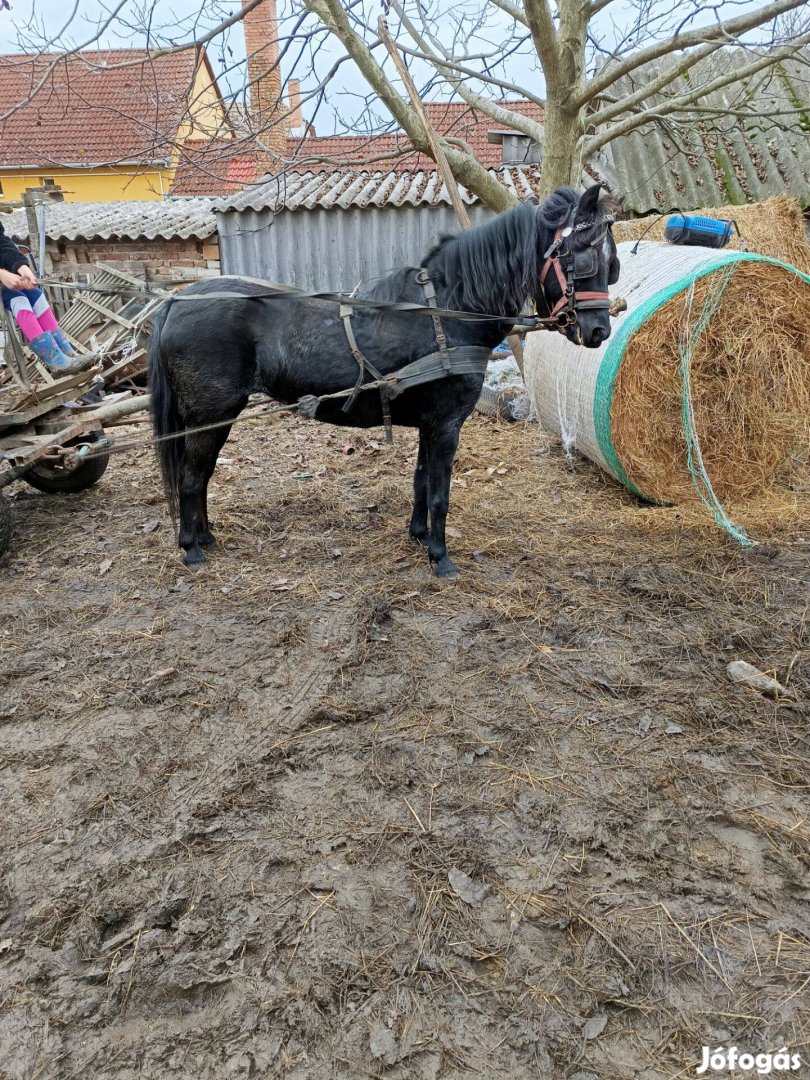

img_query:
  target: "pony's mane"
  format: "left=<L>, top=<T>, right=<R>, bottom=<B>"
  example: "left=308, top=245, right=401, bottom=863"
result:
left=365, top=186, right=610, bottom=315
left=428, top=188, right=580, bottom=314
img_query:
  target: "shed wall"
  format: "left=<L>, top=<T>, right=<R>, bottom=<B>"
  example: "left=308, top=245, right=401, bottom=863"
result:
left=217, top=204, right=495, bottom=291
left=43, top=236, right=220, bottom=282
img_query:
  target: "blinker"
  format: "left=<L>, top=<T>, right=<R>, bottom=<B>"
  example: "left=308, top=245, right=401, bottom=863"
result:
left=568, top=247, right=599, bottom=279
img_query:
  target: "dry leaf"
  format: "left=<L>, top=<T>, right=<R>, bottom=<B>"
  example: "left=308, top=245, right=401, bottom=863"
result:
left=98, top=558, right=113, bottom=576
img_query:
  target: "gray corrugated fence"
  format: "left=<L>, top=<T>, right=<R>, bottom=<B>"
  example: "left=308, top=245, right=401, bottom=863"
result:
left=217, top=204, right=494, bottom=292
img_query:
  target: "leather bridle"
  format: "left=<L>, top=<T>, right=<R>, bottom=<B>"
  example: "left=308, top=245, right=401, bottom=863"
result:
left=539, top=214, right=615, bottom=324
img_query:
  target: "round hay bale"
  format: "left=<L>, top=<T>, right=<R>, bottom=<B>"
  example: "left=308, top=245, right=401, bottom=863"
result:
left=524, top=242, right=810, bottom=509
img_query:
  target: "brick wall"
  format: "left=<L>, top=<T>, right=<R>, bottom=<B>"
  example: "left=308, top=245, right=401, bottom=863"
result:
left=47, top=235, right=221, bottom=282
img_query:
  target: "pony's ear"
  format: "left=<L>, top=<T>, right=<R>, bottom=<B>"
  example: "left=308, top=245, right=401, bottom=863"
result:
left=576, top=183, right=602, bottom=218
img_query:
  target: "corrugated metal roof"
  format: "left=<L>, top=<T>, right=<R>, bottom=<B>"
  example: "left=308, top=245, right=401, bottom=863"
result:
left=1, top=198, right=217, bottom=242
left=216, top=164, right=542, bottom=213
left=592, top=48, right=810, bottom=213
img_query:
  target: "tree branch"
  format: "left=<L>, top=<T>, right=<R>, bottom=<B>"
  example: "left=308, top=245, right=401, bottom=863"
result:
left=304, top=0, right=518, bottom=211
left=575, top=0, right=809, bottom=109
left=394, top=39, right=544, bottom=109
left=587, top=40, right=725, bottom=128
left=389, top=0, right=544, bottom=140
left=521, top=0, right=563, bottom=86
left=582, top=33, right=810, bottom=155
left=488, top=0, right=529, bottom=28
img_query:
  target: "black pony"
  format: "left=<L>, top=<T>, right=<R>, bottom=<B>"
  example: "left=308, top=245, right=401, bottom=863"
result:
left=150, top=184, right=619, bottom=574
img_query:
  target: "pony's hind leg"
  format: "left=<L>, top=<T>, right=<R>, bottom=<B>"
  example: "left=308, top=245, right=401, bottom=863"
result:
left=197, top=422, right=234, bottom=546
left=178, top=424, right=233, bottom=565
left=409, top=428, right=430, bottom=545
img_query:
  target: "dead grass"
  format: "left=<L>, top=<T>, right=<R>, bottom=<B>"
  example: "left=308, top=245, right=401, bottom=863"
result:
left=1, top=413, right=809, bottom=1078
left=613, top=195, right=810, bottom=276
left=611, top=262, right=810, bottom=504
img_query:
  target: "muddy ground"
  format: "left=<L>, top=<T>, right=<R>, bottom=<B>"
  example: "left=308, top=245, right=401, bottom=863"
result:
left=1, top=412, right=808, bottom=1080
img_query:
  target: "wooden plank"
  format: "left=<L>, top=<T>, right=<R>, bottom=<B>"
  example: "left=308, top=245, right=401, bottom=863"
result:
left=72, top=293, right=138, bottom=329
left=0, top=386, right=95, bottom=427
left=0, top=417, right=103, bottom=468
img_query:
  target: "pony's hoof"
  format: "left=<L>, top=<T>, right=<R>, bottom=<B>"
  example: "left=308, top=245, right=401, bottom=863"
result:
left=182, top=547, right=206, bottom=567
left=432, top=556, right=459, bottom=578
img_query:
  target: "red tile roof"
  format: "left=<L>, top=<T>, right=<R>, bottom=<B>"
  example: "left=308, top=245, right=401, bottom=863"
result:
left=0, top=49, right=204, bottom=167
left=170, top=99, right=543, bottom=196
left=286, top=100, right=543, bottom=174
left=170, top=138, right=258, bottom=196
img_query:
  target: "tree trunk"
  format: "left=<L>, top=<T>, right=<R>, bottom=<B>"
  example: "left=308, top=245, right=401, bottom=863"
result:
left=537, top=0, right=588, bottom=194
left=538, top=99, right=583, bottom=193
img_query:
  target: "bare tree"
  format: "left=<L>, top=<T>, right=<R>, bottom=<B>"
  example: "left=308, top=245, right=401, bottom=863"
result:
left=1, top=0, right=807, bottom=206
left=301, top=0, right=810, bottom=206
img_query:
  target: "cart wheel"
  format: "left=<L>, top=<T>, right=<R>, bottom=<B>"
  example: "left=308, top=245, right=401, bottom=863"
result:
left=24, top=434, right=111, bottom=495
left=0, top=494, right=11, bottom=559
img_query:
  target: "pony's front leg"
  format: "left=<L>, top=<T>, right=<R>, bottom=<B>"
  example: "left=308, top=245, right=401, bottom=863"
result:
left=426, top=422, right=461, bottom=577
left=409, top=428, right=430, bottom=545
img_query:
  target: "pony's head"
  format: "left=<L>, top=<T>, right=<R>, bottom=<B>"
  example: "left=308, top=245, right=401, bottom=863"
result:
left=533, top=184, right=619, bottom=348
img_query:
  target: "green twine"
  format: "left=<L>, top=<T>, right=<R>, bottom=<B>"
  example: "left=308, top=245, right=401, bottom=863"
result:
left=678, top=265, right=757, bottom=547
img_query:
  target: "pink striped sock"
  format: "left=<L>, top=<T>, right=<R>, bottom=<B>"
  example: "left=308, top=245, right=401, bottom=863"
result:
left=31, top=293, right=59, bottom=334
left=11, top=303, right=44, bottom=342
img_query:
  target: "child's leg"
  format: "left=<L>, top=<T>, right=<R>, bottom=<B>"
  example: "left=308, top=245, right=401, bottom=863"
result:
left=26, top=287, right=76, bottom=355
left=1, top=287, right=46, bottom=342
left=27, top=287, right=60, bottom=334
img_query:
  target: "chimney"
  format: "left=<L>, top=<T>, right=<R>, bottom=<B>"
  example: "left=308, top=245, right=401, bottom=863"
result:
left=242, top=0, right=287, bottom=172
left=287, top=78, right=303, bottom=134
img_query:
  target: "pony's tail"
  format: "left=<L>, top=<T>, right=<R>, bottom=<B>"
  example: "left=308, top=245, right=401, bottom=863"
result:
left=149, top=300, right=183, bottom=524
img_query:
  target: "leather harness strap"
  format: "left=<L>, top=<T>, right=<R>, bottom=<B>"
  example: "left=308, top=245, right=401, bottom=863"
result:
left=539, top=222, right=612, bottom=320
left=416, top=268, right=452, bottom=374
left=340, top=302, right=393, bottom=443
left=339, top=267, right=464, bottom=444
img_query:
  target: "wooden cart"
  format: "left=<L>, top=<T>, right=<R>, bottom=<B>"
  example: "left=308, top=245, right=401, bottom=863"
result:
left=0, top=264, right=160, bottom=559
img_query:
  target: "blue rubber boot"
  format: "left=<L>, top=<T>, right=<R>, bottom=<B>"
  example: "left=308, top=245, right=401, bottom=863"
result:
left=54, top=328, right=99, bottom=365
left=29, top=332, right=96, bottom=373
left=52, top=328, right=76, bottom=356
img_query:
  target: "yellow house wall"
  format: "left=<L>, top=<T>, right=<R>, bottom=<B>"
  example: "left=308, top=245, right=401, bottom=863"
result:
left=0, top=166, right=175, bottom=203
left=177, top=61, right=231, bottom=142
